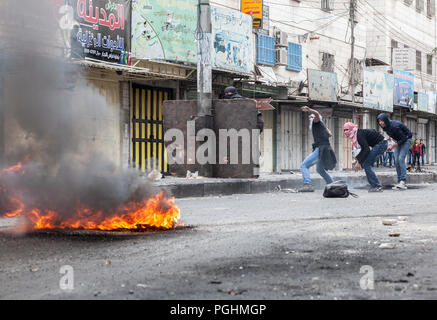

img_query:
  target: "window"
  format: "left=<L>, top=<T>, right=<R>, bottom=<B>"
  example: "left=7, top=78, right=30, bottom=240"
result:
left=256, top=34, right=275, bottom=66
left=321, top=0, right=334, bottom=12
left=416, top=50, right=422, bottom=71
left=427, top=54, right=433, bottom=75
left=286, top=42, right=302, bottom=72
left=321, top=52, right=335, bottom=73
left=417, top=0, right=425, bottom=12
left=427, top=0, right=436, bottom=17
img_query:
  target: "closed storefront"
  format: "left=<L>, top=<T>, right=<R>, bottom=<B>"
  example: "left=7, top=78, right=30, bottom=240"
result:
left=131, top=84, right=172, bottom=174
left=429, top=120, right=436, bottom=164
left=278, top=107, right=302, bottom=171
left=407, top=117, right=417, bottom=137
left=260, top=110, right=274, bottom=173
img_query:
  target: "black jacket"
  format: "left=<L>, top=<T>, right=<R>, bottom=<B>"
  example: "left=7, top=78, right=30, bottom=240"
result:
left=356, top=129, right=385, bottom=165
left=377, top=113, right=412, bottom=146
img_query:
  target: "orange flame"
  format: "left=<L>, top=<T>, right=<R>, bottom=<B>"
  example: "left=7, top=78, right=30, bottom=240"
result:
left=1, top=162, right=182, bottom=231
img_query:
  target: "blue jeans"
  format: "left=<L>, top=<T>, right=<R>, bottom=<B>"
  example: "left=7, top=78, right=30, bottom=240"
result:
left=384, top=152, right=395, bottom=167
left=301, top=148, right=334, bottom=186
left=362, top=141, right=388, bottom=188
left=395, top=139, right=412, bottom=183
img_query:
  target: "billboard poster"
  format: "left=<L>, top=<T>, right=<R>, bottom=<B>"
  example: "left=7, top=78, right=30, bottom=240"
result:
left=241, top=0, right=263, bottom=28
left=393, top=69, right=414, bottom=108
left=211, top=6, right=253, bottom=74
left=131, top=0, right=197, bottom=63
left=363, top=68, right=394, bottom=112
left=427, top=91, right=437, bottom=114
left=70, top=0, right=131, bottom=64
left=418, top=92, right=429, bottom=112
left=307, top=69, right=338, bottom=102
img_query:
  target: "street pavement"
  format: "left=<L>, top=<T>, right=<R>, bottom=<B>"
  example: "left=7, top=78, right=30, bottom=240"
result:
left=1, top=184, right=437, bottom=300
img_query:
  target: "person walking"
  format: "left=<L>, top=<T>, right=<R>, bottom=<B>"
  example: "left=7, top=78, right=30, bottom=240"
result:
left=377, top=114, right=413, bottom=190
left=384, top=137, right=396, bottom=168
left=420, top=139, right=426, bottom=166
left=412, top=139, right=422, bottom=172
left=299, top=106, right=337, bottom=192
left=343, top=122, right=387, bottom=193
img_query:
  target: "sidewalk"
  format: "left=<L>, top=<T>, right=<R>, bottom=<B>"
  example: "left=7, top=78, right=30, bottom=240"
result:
left=155, top=166, right=437, bottom=198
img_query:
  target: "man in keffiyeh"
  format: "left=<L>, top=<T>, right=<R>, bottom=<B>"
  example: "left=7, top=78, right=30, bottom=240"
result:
left=343, top=122, right=388, bottom=193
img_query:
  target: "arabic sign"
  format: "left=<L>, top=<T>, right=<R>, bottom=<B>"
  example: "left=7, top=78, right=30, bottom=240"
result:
left=241, top=0, right=263, bottom=28
left=393, top=69, right=414, bottom=108
left=131, top=0, right=197, bottom=63
left=72, top=0, right=131, bottom=64
left=307, top=69, right=338, bottom=102
left=392, top=48, right=415, bottom=71
left=363, top=68, right=394, bottom=112
left=211, top=6, right=253, bottom=74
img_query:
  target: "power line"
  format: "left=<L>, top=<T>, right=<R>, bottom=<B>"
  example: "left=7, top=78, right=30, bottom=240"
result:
left=356, top=0, right=435, bottom=53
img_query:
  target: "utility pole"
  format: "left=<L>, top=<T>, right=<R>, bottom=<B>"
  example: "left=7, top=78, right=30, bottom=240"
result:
left=197, top=0, right=212, bottom=117
left=350, top=0, right=356, bottom=104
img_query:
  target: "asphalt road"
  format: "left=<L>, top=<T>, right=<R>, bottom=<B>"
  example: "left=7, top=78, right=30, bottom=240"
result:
left=1, top=184, right=437, bottom=300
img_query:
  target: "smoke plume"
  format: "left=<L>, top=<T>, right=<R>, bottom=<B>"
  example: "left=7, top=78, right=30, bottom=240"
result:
left=0, top=0, right=158, bottom=225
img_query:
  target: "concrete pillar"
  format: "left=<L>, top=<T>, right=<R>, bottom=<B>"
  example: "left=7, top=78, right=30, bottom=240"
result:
left=120, top=81, right=131, bottom=169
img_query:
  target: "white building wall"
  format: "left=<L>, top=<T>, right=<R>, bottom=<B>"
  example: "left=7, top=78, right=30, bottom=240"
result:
left=364, top=0, right=437, bottom=91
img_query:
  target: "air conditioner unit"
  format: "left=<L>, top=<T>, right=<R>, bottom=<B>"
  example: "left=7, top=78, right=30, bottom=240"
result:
left=275, top=48, right=287, bottom=66
left=275, top=30, right=288, bottom=47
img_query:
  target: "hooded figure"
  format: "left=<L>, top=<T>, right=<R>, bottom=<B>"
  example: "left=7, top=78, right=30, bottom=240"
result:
left=377, top=113, right=412, bottom=190
left=223, top=86, right=244, bottom=100
left=343, top=122, right=387, bottom=192
left=223, top=86, right=264, bottom=132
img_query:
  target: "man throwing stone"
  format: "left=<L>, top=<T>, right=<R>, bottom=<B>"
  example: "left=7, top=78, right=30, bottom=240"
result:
left=299, top=106, right=337, bottom=192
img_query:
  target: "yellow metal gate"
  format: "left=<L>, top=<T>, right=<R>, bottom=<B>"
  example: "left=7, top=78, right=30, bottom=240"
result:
left=131, top=85, right=172, bottom=173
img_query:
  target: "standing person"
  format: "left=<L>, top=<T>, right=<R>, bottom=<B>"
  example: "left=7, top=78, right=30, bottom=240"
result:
left=343, top=123, right=388, bottom=192
left=412, top=139, right=422, bottom=172
left=223, top=86, right=264, bottom=133
left=420, top=139, right=426, bottom=166
left=299, top=106, right=336, bottom=192
left=377, top=114, right=413, bottom=190
left=384, top=137, right=396, bottom=168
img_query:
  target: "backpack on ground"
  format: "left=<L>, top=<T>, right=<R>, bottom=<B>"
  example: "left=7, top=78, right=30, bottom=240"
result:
left=323, top=181, right=358, bottom=198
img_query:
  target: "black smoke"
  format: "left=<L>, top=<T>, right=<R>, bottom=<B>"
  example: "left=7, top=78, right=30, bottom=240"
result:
left=0, top=0, right=158, bottom=225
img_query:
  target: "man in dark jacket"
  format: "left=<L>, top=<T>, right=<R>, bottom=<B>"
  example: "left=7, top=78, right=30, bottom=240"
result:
left=299, top=106, right=337, bottom=192
left=377, top=113, right=413, bottom=190
left=224, top=86, right=264, bottom=132
left=344, top=123, right=387, bottom=192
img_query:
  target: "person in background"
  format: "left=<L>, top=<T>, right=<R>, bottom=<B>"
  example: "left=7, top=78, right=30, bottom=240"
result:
left=384, top=137, right=396, bottom=168
left=299, top=106, right=337, bottom=192
left=420, top=139, right=426, bottom=166
left=343, top=122, right=387, bottom=193
left=412, top=139, right=422, bottom=172
left=377, top=113, right=413, bottom=190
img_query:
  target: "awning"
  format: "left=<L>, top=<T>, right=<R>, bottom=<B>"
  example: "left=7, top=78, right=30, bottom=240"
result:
left=73, top=57, right=195, bottom=81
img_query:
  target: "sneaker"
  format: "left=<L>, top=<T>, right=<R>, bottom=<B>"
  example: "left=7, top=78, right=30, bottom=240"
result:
left=392, top=181, right=407, bottom=190
left=299, top=185, right=315, bottom=193
left=369, top=186, right=384, bottom=193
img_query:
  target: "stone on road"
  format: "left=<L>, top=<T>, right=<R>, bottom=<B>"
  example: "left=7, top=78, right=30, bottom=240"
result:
left=1, top=185, right=437, bottom=299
